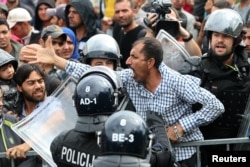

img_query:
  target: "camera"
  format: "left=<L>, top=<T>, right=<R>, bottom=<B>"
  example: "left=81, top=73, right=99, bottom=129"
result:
left=143, top=0, right=179, bottom=37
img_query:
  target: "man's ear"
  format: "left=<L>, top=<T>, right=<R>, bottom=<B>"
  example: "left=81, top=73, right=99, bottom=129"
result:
left=16, top=85, right=22, bottom=93
left=147, top=58, right=155, bottom=69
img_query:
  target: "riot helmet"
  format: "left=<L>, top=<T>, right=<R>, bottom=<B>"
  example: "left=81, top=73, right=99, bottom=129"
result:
left=81, top=34, right=121, bottom=69
left=74, top=66, right=124, bottom=116
left=204, top=9, right=243, bottom=39
left=0, top=49, right=18, bottom=70
left=98, top=110, right=153, bottom=159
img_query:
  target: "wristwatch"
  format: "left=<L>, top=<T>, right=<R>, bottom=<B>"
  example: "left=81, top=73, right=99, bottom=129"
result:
left=174, top=125, right=183, bottom=142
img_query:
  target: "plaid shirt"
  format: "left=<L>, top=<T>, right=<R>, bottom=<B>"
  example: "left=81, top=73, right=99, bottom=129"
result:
left=65, top=61, right=224, bottom=161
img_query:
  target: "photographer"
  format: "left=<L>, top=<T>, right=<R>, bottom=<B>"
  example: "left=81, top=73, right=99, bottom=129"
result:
left=144, top=3, right=201, bottom=57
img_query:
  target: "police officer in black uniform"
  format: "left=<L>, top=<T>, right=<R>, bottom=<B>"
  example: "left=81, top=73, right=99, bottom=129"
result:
left=94, top=110, right=153, bottom=167
left=179, top=8, right=250, bottom=166
left=94, top=110, right=178, bottom=167
left=50, top=66, right=131, bottom=167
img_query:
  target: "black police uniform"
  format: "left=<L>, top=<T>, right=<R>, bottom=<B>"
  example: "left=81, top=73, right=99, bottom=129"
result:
left=180, top=47, right=250, bottom=166
left=50, top=126, right=99, bottom=166
left=50, top=120, right=100, bottom=167
left=198, top=49, right=250, bottom=139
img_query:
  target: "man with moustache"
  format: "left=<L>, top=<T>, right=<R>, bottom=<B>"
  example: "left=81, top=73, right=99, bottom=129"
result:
left=22, top=35, right=224, bottom=166
left=181, top=9, right=250, bottom=140
left=179, top=9, right=250, bottom=166
left=5, top=64, right=47, bottom=166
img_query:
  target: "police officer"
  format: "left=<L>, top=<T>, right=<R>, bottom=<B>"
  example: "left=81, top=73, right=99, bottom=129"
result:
left=181, top=8, right=249, bottom=139
left=94, top=110, right=153, bottom=167
left=179, top=8, right=250, bottom=166
left=50, top=66, right=129, bottom=166
left=94, top=110, right=177, bottom=167
left=80, top=34, right=122, bottom=70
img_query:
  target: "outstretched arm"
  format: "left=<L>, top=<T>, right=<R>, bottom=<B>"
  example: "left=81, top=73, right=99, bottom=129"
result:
left=22, top=36, right=68, bottom=70
left=23, top=36, right=91, bottom=79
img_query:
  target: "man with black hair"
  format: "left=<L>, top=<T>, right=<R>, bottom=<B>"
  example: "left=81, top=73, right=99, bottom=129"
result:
left=5, top=64, right=47, bottom=167
left=113, top=0, right=146, bottom=68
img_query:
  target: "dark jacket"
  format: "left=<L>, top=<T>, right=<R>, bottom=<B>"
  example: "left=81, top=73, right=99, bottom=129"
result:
left=65, top=0, right=103, bottom=54
left=29, top=31, right=41, bottom=44
left=180, top=47, right=250, bottom=139
left=0, top=114, right=23, bottom=166
left=0, top=114, right=42, bottom=167
left=50, top=117, right=100, bottom=167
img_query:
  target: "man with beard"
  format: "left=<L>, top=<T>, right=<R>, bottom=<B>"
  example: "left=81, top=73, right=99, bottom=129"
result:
left=22, top=35, right=224, bottom=166
left=65, top=0, right=102, bottom=55
left=179, top=9, right=250, bottom=166
left=5, top=64, right=47, bottom=167
left=113, top=0, right=146, bottom=68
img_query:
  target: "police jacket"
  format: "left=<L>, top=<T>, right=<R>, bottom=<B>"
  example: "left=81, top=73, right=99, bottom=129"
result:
left=94, top=155, right=151, bottom=167
left=180, top=47, right=250, bottom=139
left=50, top=118, right=100, bottom=167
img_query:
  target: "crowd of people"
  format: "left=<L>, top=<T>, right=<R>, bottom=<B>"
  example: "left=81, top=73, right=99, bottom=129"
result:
left=0, top=0, right=250, bottom=167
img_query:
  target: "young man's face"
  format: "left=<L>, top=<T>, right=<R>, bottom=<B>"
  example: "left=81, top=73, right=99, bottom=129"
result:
left=67, top=6, right=83, bottom=29
left=38, top=4, right=51, bottom=22
left=114, top=0, right=135, bottom=28
left=61, top=35, right=74, bottom=59
left=90, top=58, right=115, bottom=70
left=210, top=32, right=234, bottom=57
left=51, top=36, right=65, bottom=56
left=0, top=24, right=11, bottom=49
left=0, top=63, right=15, bottom=80
left=40, top=36, right=65, bottom=56
left=11, top=22, right=25, bottom=38
left=17, top=71, right=46, bottom=103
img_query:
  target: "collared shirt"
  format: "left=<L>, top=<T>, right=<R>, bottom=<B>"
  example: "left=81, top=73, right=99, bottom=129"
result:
left=20, top=101, right=43, bottom=119
left=65, top=61, right=224, bottom=161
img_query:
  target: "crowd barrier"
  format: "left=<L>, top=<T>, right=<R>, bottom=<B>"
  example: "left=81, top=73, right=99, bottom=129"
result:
left=0, top=137, right=250, bottom=167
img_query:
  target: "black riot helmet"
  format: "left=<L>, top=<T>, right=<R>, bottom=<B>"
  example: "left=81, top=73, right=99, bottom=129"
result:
left=74, top=66, right=124, bottom=116
left=98, top=110, right=154, bottom=159
left=81, top=34, right=122, bottom=70
left=0, top=49, right=18, bottom=70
